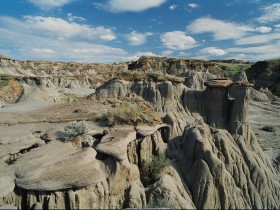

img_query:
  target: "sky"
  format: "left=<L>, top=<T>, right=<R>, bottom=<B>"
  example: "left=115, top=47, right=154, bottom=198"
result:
left=0, top=0, right=280, bottom=63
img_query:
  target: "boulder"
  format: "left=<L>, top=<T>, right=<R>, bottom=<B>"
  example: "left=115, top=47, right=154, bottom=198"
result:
left=14, top=141, right=104, bottom=191
left=95, top=126, right=136, bottom=166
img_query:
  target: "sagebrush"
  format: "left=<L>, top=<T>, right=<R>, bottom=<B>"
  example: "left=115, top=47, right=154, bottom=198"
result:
left=64, top=120, right=88, bottom=138
left=107, top=102, right=145, bottom=126
left=146, top=197, right=176, bottom=209
left=262, top=125, right=276, bottom=132
left=140, top=154, right=169, bottom=187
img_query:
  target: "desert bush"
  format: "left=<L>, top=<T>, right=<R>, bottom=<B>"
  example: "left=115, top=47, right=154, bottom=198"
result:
left=140, top=154, right=169, bottom=187
left=262, top=125, right=276, bottom=132
left=107, top=102, right=144, bottom=126
left=0, top=80, right=8, bottom=87
left=147, top=72, right=164, bottom=80
left=146, top=197, right=176, bottom=209
left=64, top=120, right=88, bottom=138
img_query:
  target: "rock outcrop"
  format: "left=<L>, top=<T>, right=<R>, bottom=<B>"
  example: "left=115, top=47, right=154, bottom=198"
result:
left=94, top=76, right=280, bottom=209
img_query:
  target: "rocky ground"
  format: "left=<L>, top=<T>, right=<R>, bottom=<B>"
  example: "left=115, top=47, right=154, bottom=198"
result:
left=250, top=100, right=280, bottom=161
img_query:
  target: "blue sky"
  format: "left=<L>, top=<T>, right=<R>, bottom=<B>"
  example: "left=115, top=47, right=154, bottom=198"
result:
left=0, top=0, right=280, bottom=63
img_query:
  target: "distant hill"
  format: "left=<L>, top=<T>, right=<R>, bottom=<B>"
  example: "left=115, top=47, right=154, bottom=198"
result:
left=246, top=58, right=280, bottom=95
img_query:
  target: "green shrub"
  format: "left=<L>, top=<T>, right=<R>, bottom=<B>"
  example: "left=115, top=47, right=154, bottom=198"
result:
left=213, top=62, right=250, bottom=79
left=64, top=120, right=88, bottom=138
left=140, top=154, right=169, bottom=187
left=0, top=80, right=8, bottom=87
left=107, top=102, right=144, bottom=126
left=147, top=72, right=163, bottom=80
left=262, top=125, right=276, bottom=132
left=146, top=197, right=176, bottom=209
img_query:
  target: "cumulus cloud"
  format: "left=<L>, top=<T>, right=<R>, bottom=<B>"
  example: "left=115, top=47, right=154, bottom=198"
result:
left=67, top=13, right=86, bottom=22
left=274, top=25, right=280, bottom=32
left=187, top=17, right=271, bottom=40
left=32, top=48, right=55, bottom=54
left=227, top=44, right=280, bottom=54
left=126, top=51, right=158, bottom=61
left=200, top=47, right=227, bottom=56
left=161, top=50, right=174, bottom=56
left=27, top=0, right=74, bottom=9
left=96, top=0, right=167, bottom=12
left=235, top=33, right=280, bottom=45
left=125, top=31, right=153, bottom=46
left=256, top=26, right=272, bottom=33
left=187, top=17, right=252, bottom=40
left=0, top=16, right=125, bottom=63
left=70, top=46, right=125, bottom=54
left=23, top=16, right=116, bottom=41
left=188, top=3, right=199, bottom=9
left=257, top=3, right=280, bottom=23
left=161, top=31, right=197, bottom=50
left=169, top=4, right=177, bottom=10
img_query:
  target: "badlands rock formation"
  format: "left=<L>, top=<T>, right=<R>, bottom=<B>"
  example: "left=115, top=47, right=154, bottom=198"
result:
left=0, top=56, right=279, bottom=209
left=96, top=75, right=280, bottom=209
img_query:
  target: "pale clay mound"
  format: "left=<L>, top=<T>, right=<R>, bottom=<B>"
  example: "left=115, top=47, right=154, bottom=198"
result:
left=0, top=58, right=280, bottom=209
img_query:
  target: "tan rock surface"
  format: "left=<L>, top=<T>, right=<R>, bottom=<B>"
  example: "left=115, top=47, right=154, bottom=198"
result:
left=14, top=141, right=105, bottom=191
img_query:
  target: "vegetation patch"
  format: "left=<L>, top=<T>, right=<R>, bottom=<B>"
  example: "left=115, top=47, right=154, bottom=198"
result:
left=146, top=197, right=176, bottom=209
left=64, top=120, right=89, bottom=139
left=213, top=62, right=251, bottom=79
left=107, top=102, right=146, bottom=126
left=60, top=92, right=80, bottom=103
left=140, top=154, right=169, bottom=187
left=262, top=125, right=276, bottom=132
left=0, top=80, right=8, bottom=87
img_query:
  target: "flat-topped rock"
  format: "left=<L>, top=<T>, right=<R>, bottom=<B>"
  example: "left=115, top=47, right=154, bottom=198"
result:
left=135, top=124, right=170, bottom=137
left=0, top=128, right=42, bottom=162
left=0, top=176, right=15, bottom=198
left=95, top=126, right=136, bottom=164
left=14, top=141, right=104, bottom=191
left=204, top=79, right=233, bottom=88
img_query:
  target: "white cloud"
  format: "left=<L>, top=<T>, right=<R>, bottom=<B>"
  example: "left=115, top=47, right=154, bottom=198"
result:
left=67, top=13, right=86, bottom=22
left=256, top=26, right=272, bottom=33
left=187, top=17, right=253, bottom=40
left=161, top=50, right=174, bottom=56
left=70, top=46, right=125, bottom=54
left=126, top=51, right=158, bottom=61
left=160, top=31, right=197, bottom=50
left=275, top=25, right=280, bottom=32
left=200, top=47, right=227, bottom=56
left=235, top=33, right=280, bottom=45
left=257, top=3, right=280, bottom=23
left=99, top=0, right=167, bottom=12
left=188, top=3, right=199, bottom=9
left=187, top=17, right=272, bottom=40
left=0, top=16, right=126, bottom=63
left=23, top=16, right=116, bottom=41
left=27, top=0, right=74, bottom=9
left=32, top=48, right=55, bottom=54
left=169, top=4, right=177, bottom=10
left=125, top=31, right=153, bottom=46
left=226, top=42, right=280, bottom=60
